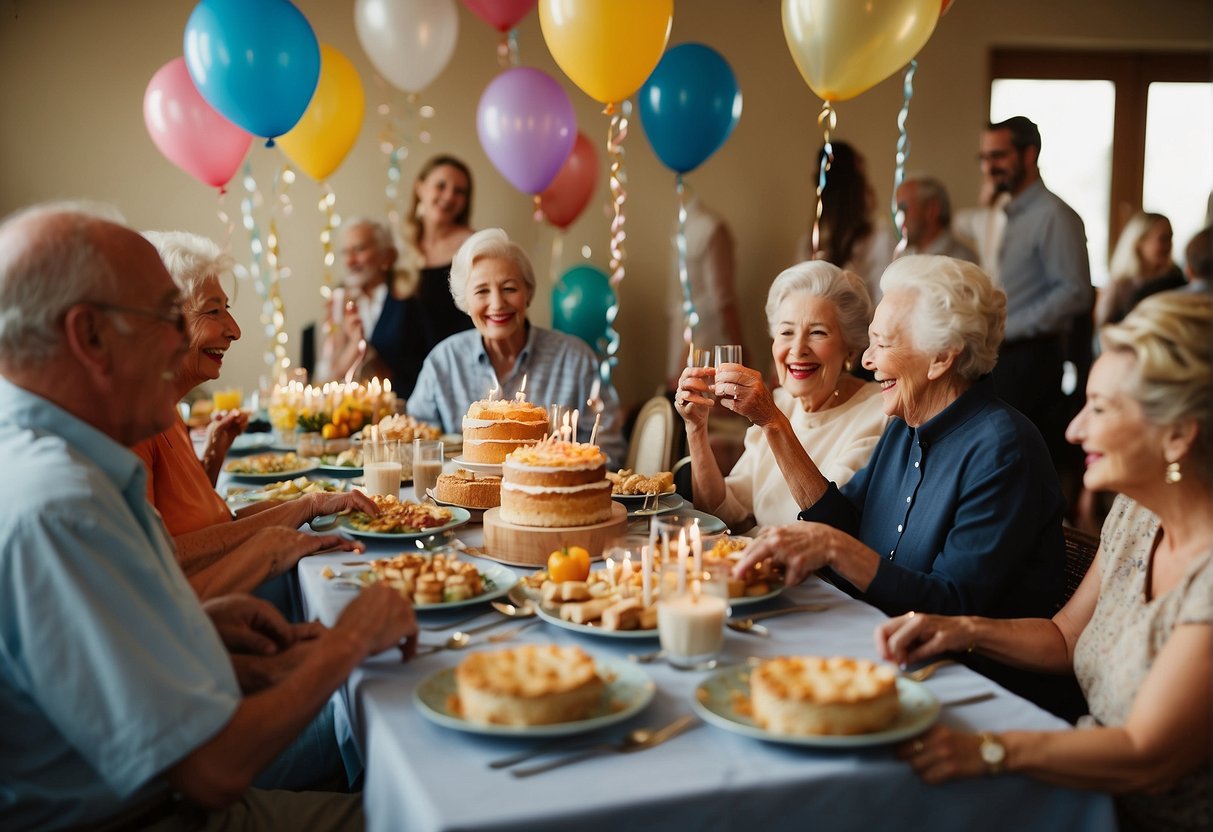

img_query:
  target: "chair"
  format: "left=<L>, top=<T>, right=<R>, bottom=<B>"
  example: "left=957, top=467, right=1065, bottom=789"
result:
left=624, top=396, right=676, bottom=474
left=671, top=455, right=693, bottom=500
left=1060, top=525, right=1100, bottom=608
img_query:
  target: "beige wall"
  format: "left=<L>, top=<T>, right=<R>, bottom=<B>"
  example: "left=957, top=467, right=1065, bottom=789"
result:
left=1, top=0, right=1207, bottom=408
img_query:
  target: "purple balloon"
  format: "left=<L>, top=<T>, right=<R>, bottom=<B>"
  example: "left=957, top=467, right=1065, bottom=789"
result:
left=477, top=67, right=576, bottom=195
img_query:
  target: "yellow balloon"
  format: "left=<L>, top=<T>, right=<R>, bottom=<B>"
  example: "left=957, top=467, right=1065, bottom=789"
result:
left=782, top=0, right=939, bottom=102
left=278, top=45, right=365, bottom=181
left=539, top=0, right=673, bottom=104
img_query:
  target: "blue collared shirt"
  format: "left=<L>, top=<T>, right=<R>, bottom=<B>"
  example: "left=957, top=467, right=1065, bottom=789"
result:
left=0, top=379, right=240, bottom=830
left=800, top=376, right=1065, bottom=618
left=407, top=324, right=627, bottom=468
left=998, top=180, right=1093, bottom=341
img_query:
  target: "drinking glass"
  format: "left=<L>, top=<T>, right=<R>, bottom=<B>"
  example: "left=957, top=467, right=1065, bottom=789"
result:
left=657, top=561, right=727, bottom=670
left=212, top=388, right=242, bottom=412
left=689, top=349, right=715, bottom=404
left=714, top=345, right=743, bottom=399
left=413, top=439, right=445, bottom=502
left=364, top=439, right=403, bottom=498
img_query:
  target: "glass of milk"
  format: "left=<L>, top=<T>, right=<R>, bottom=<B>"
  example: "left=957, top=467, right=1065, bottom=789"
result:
left=364, top=439, right=403, bottom=498
left=657, top=562, right=728, bottom=671
left=413, top=439, right=445, bottom=502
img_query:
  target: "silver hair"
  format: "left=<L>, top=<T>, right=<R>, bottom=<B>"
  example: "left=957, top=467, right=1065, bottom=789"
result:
left=448, top=228, right=536, bottom=313
left=879, top=254, right=1006, bottom=380
left=764, top=260, right=873, bottom=355
left=0, top=202, right=126, bottom=365
left=339, top=216, right=395, bottom=252
left=141, top=230, right=235, bottom=308
left=899, top=173, right=953, bottom=226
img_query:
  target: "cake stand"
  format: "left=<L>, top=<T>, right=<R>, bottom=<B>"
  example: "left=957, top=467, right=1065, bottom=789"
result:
left=480, top=502, right=628, bottom=567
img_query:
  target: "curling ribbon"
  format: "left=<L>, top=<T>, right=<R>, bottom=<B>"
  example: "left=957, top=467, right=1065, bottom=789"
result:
left=237, top=161, right=294, bottom=377
left=238, top=162, right=274, bottom=372
left=215, top=190, right=236, bottom=253
left=810, top=101, right=837, bottom=257
left=675, top=174, right=699, bottom=360
left=548, top=233, right=564, bottom=290
left=317, top=182, right=339, bottom=300
left=599, top=99, right=631, bottom=383
left=496, top=29, right=520, bottom=68
left=890, top=59, right=917, bottom=256
left=377, top=83, right=424, bottom=237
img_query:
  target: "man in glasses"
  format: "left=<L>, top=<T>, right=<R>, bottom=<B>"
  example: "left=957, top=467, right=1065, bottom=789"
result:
left=0, top=204, right=418, bottom=831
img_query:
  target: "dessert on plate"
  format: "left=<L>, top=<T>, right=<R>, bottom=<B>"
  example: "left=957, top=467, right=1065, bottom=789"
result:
left=499, top=439, right=612, bottom=528
left=435, top=468, right=501, bottom=509
left=455, top=644, right=605, bottom=726
left=368, top=552, right=485, bottom=604
left=461, top=399, right=550, bottom=463
left=749, top=656, right=899, bottom=736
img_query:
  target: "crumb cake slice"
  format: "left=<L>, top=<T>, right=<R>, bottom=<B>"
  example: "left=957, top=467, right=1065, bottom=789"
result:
left=435, top=468, right=501, bottom=508
left=499, top=440, right=612, bottom=527
left=750, top=656, right=899, bottom=736
left=461, top=399, right=550, bottom=463
left=455, top=644, right=605, bottom=726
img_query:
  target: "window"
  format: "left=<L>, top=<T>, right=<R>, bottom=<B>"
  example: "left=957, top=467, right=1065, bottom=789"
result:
left=991, top=49, right=1212, bottom=286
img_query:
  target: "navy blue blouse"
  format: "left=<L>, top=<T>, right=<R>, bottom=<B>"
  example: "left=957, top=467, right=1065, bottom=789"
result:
left=800, top=376, right=1065, bottom=618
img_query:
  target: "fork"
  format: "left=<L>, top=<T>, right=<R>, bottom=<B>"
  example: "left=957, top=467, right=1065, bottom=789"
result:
left=903, top=658, right=957, bottom=682
left=510, top=714, right=701, bottom=777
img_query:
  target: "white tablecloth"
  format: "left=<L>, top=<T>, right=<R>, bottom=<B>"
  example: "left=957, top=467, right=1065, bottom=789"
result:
left=297, top=529, right=1116, bottom=832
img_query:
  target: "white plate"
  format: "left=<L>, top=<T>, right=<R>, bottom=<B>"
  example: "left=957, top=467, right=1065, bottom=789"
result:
left=727, top=584, right=786, bottom=608
left=336, top=506, right=472, bottom=539
left=226, top=477, right=345, bottom=504
left=425, top=488, right=489, bottom=522
left=534, top=601, right=659, bottom=640
left=611, top=488, right=677, bottom=501
left=223, top=455, right=319, bottom=481
left=414, top=657, right=655, bottom=737
left=227, top=433, right=276, bottom=454
left=621, top=493, right=686, bottom=517
left=316, top=464, right=364, bottom=477
left=628, top=509, right=728, bottom=536
left=449, top=455, right=503, bottom=476
left=412, top=562, right=518, bottom=610
left=692, top=669, right=940, bottom=747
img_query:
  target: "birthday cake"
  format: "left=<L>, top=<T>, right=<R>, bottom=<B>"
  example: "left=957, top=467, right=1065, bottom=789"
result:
left=750, top=656, right=899, bottom=736
left=499, top=439, right=612, bottom=528
left=434, top=468, right=502, bottom=509
left=461, top=399, right=550, bottom=463
left=455, top=644, right=605, bottom=726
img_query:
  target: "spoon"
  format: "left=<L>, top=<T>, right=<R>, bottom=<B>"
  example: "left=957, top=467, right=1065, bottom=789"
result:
left=416, top=619, right=539, bottom=655
left=489, top=715, right=688, bottom=770
left=725, top=619, right=770, bottom=636
left=511, top=715, right=700, bottom=777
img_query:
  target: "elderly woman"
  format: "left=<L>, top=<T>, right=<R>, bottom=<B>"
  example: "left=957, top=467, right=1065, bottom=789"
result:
left=408, top=228, right=626, bottom=466
left=878, top=292, right=1211, bottom=832
left=133, top=231, right=372, bottom=600
left=676, top=261, right=887, bottom=530
left=737, top=255, right=1064, bottom=618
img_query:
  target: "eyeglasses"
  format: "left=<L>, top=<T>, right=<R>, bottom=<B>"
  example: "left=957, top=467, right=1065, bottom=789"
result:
left=88, top=301, right=186, bottom=333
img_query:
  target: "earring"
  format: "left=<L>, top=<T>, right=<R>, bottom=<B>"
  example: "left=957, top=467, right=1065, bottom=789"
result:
left=844, top=358, right=853, bottom=373
left=1165, top=461, right=1182, bottom=484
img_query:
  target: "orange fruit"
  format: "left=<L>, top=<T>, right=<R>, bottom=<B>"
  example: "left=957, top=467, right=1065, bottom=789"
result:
left=547, top=545, right=591, bottom=583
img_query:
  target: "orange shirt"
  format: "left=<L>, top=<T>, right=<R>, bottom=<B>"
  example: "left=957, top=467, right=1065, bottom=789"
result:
left=132, top=417, right=232, bottom=536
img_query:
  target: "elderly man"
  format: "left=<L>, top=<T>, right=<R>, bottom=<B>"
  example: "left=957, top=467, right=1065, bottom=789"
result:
left=894, top=174, right=978, bottom=262
left=0, top=205, right=418, bottom=830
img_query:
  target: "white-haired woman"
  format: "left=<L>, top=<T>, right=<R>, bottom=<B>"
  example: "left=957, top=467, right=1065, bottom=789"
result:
left=133, top=232, right=371, bottom=601
left=408, top=228, right=626, bottom=466
left=878, top=291, right=1211, bottom=832
left=675, top=261, right=887, bottom=531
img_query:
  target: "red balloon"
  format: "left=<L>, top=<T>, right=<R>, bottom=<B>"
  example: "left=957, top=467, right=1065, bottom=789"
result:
left=144, top=57, right=252, bottom=190
left=461, top=0, right=537, bottom=32
left=539, top=131, right=598, bottom=230
left=941, top=0, right=955, bottom=14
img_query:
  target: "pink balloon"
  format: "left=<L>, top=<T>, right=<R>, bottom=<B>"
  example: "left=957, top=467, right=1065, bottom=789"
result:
left=540, top=131, right=598, bottom=230
left=143, top=57, right=253, bottom=190
left=461, top=0, right=536, bottom=32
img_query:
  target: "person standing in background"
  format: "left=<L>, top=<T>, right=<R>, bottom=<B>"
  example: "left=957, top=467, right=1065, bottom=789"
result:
left=894, top=174, right=979, bottom=263
left=954, top=177, right=1011, bottom=283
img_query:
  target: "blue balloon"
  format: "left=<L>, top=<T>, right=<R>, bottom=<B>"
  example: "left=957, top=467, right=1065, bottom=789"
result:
left=552, top=265, right=615, bottom=354
left=184, top=0, right=320, bottom=142
left=638, top=43, right=742, bottom=174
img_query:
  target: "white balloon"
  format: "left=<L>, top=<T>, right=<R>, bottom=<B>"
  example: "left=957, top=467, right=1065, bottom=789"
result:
left=355, top=0, right=459, bottom=93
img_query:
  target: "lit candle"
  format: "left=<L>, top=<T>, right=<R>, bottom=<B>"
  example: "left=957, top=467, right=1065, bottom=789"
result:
left=686, top=340, right=695, bottom=368
left=515, top=373, right=528, bottom=402
left=621, top=556, right=634, bottom=598
left=384, top=378, right=391, bottom=395
left=487, top=380, right=499, bottom=401
left=677, top=529, right=689, bottom=594
left=690, top=520, right=702, bottom=577
left=642, top=545, right=652, bottom=608
left=589, top=412, right=602, bottom=447
left=606, top=557, right=616, bottom=590
left=561, top=412, right=572, bottom=442
left=571, top=408, right=580, bottom=444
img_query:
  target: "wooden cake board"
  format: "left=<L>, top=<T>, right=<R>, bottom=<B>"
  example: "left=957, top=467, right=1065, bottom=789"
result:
left=480, top=502, right=628, bottom=567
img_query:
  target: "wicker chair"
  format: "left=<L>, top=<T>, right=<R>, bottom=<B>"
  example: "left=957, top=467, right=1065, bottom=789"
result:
left=1061, top=525, right=1100, bottom=607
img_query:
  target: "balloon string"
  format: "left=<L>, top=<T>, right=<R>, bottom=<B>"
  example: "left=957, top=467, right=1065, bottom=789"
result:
left=498, top=30, right=520, bottom=67
left=239, top=162, right=276, bottom=375
left=265, top=168, right=292, bottom=378
left=601, top=100, right=630, bottom=383
left=890, top=59, right=917, bottom=256
left=811, top=102, right=837, bottom=257
left=216, top=191, right=236, bottom=253
left=318, top=182, right=339, bottom=300
left=379, top=84, right=421, bottom=238
left=549, top=232, right=563, bottom=291
left=676, top=174, right=698, bottom=359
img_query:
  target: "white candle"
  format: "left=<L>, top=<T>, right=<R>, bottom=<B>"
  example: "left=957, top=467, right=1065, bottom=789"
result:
left=571, top=408, right=580, bottom=443
left=488, top=381, right=499, bottom=401
left=657, top=592, right=727, bottom=662
left=606, top=557, right=615, bottom=590
left=621, top=556, right=634, bottom=598
left=642, top=545, right=652, bottom=608
left=677, top=529, right=688, bottom=594
left=561, top=412, right=572, bottom=442
left=690, top=521, right=702, bottom=577
left=589, top=412, right=602, bottom=447
left=515, top=373, right=528, bottom=402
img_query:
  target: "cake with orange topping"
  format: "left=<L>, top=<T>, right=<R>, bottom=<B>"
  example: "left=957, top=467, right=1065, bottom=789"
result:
left=499, top=439, right=612, bottom=527
left=455, top=644, right=605, bottom=726
left=750, top=656, right=899, bottom=736
left=461, top=399, right=550, bottom=463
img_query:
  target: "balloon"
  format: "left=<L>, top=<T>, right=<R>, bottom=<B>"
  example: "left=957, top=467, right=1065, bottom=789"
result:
left=539, top=132, right=598, bottom=230
left=143, top=57, right=252, bottom=190
left=552, top=265, right=615, bottom=352
left=277, top=45, right=365, bottom=181
left=538, top=0, right=673, bottom=104
left=184, top=0, right=320, bottom=141
left=941, top=0, right=956, bottom=14
left=355, top=0, right=458, bottom=93
left=638, top=43, right=742, bottom=174
left=461, top=0, right=536, bottom=32
left=781, top=0, right=940, bottom=103
left=477, top=67, right=576, bottom=195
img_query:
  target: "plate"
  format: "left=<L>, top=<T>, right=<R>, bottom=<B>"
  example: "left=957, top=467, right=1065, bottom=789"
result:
left=227, top=433, right=276, bottom=455
left=621, top=493, right=685, bottom=517
left=414, top=657, right=655, bottom=737
left=534, top=601, right=659, bottom=640
left=691, top=670, right=940, bottom=747
left=227, top=477, right=345, bottom=504
left=413, top=561, right=519, bottom=610
left=629, top=509, right=728, bottom=536
left=426, top=488, right=489, bottom=522
left=336, top=506, right=471, bottom=539
left=449, top=455, right=503, bottom=476
left=316, top=463, right=364, bottom=477
left=223, top=454, right=319, bottom=481
left=727, top=583, right=786, bottom=608
left=612, top=488, right=677, bottom=502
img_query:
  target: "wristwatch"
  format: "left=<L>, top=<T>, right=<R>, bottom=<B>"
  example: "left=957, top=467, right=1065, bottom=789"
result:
left=977, top=732, right=1006, bottom=775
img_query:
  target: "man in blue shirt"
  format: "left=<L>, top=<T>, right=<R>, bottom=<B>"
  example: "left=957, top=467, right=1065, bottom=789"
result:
left=0, top=205, right=419, bottom=830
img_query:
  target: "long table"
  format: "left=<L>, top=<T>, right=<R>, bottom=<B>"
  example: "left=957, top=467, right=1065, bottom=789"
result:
left=295, top=518, right=1116, bottom=832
